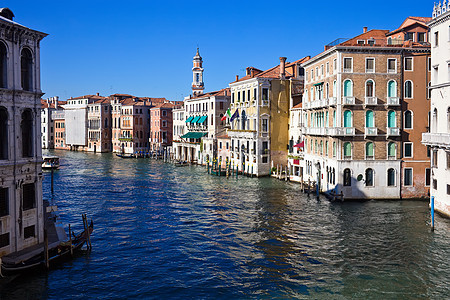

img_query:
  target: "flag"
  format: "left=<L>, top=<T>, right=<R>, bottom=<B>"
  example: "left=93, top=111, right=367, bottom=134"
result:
left=293, top=141, right=304, bottom=148
left=230, top=109, right=239, bottom=122
left=221, top=108, right=231, bottom=121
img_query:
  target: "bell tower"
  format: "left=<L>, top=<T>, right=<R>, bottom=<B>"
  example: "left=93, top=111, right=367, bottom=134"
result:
left=192, top=48, right=204, bottom=96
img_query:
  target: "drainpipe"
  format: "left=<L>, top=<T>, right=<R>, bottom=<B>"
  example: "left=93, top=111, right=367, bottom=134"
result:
left=399, top=49, right=404, bottom=200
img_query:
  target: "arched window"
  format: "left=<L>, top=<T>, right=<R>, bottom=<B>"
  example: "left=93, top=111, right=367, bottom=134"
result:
left=325, top=141, right=329, bottom=156
left=343, top=142, right=352, bottom=159
left=21, top=48, right=33, bottom=91
left=304, top=90, right=308, bottom=102
left=428, top=81, right=431, bottom=99
left=343, top=80, right=353, bottom=97
left=404, top=110, right=413, bottom=129
left=387, top=80, right=396, bottom=97
left=333, top=110, right=336, bottom=127
left=241, top=110, right=246, bottom=130
left=326, top=111, right=329, bottom=127
left=105, top=118, right=108, bottom=128
left=343, top=110, right=352, bottom=127
left=0, top=42, right=7, bottom=88
left=325, top=82, right=329, bottom=98
left=447, top=107, right=450, bottom=132
left=315, top=139, right=318, bottom=154
left=366, top=110, right=374, bottom=127
left=433, top=108, right=438, bottom=132
left=404, top=80, right=413, bottom=98
left=387, top=168, right=395, bottom=186
left=21, top=109, right=33, bottom=157
left=332, top=168, right=336, bottom=185
left=365, top=80, right=374, bottom=97
left=365, top=168, right=374, bottom=186
left=320, top=140, right=323, bottom=155
left=388, top=142, right=396, bottom=159
left=343, top=168, right=351, bottom=186
left=388, top=110, right=396, bottom=128
left=332, top=141, right=336, bottom=157
left=366, top=142, right=374, bottom=159
left=333, top=80, right=337, bottom=97
left=0, top=106, right=7, bottom=159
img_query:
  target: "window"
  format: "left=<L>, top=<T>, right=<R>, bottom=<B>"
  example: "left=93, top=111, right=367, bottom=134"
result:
left=333, top=59, right=337, bottom=72
left=262, top=119, right=268, bottom=132
left=404, top=168, right=413, bottom=186
left=343, top=110, right=352, bottom=127
left=417, top=32, right=426, bottom=43
left=387, top=59, right=396, bottom=73
left=0, top=42, right=7, bottom=88
left=388, top=80, right=397, bottom=97
left=21, top=109, right=33, bottom=157
left=434, top=31, right=439, bottom=46
left=357, top=40, right=365, bottom=45
left=404, top=110, right=413, bottom=129
left=365, top=80, right=374, bottom=97
left=404, top=81, right=413, bottom=98
left=326, top=62, right=329, bottom=74
left=343, top=57, right=352, bottom=72
left=366, top=110, right=374, bottom=127
left=428, top=57, right=432, bottom=72
left=0, top=188, right=8, bottom=217
left=0, top=106, right=7, bottom=159
left=321, top=65, right=324, bottom=77
left=22, top=183, right=35, bottom=211
left=367, top=39, right=375, bottom=45
left=24, top=225, right=35, bottom=239
left=343, top=142, right=352, bottom=159
left=404, top=57, right=413, bottom=71
left=366, top=58, right=375, bottom=73
left=404, top=142, right=413, bottom=158
left=366, top=142, right=374, bottom=159
left=447, top=151, right=450, bottom=169
left=343, top=80, right=352, bottom=97
left=262, top=88, right=269, bottom=101
left=365, top=168, right=374, bottom=186
left=344, top=169, right=351, bottom=186
left=433, top=179, right=437, bottom=190
left=0, top=233, right=9, bottom=248
left=405, top=32, right=414, bottom=41
left=333, top=142, right=336, bottom=157
left=425, top=168, right=431, bottom=186
left=20, top=48, right=33, bottom=91
left=388, top=110, right=396, bottom=128
left=388, top=168, right=395, bottom=186
left=432, top=150, right=438, bottom=167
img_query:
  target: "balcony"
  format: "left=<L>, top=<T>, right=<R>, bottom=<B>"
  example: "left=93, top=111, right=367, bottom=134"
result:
left=386, top=97, right=400, bottom=106
left=328, top=97, right=337, bottom=106
left=227, top=130, right=257, bottom=139
left=365, top=127, right=378, bottom=136
left=364, top=97, right=378, bottom=106
left=304, top=127, right=326, bottom=135
left=303, top=101, right=310, bottom=109
left=422, top=133, right=450, bottom=147
left=386, top=127, right=400, bottom=136
left=329, top=127, right=355, bottom=136
left=342, top=96, right=355, bottom=105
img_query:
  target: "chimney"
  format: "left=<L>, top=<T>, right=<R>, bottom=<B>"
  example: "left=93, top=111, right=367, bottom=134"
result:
left=224, top=89, right=227, bottom=96
left=279, top=57, right=287, bottom=79
left=96, top=92, right=100, bottom=96
left=363, top=27, right=368, bottom=33
left=246, top=67, right=251, bottom=76
left=236, top=75, right=239, bottom=82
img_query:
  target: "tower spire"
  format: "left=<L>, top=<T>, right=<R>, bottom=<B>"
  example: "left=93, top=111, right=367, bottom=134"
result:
left=192, top=48, right=204, bottom=96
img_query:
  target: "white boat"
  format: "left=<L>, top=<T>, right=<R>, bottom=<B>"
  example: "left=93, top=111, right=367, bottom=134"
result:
left=42, top=155, right=60, bottom=169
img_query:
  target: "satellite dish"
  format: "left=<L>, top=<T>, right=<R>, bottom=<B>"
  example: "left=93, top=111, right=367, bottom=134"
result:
left=357, top=174, right=364, bottom=181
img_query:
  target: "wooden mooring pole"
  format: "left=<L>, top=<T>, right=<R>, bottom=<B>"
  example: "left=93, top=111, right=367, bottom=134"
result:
left=44, top=229, right=49, bottom=269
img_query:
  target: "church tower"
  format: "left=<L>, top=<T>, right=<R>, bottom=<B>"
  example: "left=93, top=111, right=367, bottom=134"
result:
left=192, top=48, right=204, bottom=96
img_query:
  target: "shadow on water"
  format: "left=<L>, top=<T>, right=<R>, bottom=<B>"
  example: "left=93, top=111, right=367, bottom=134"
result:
left=6, top=150, right=449, bottom=299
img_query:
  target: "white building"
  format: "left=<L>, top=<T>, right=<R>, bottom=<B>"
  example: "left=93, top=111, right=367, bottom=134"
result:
left=41, top=96, right=60, bottom=149
left=422, top=3, right=450, bottom=217
left=62, top=94, right=103, bottom=151
left=288, top=103, right=304, bottom=182
left=0, top=8, right=47, bottom=256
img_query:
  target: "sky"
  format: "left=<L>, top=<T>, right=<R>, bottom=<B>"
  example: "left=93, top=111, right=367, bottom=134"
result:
left=7, top=0, right=432, bottom=102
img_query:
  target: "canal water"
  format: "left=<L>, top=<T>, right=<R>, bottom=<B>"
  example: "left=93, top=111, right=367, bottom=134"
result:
left=1, top=150, right=449, bottom=299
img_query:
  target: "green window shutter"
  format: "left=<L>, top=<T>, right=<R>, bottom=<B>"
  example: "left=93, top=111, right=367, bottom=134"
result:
left=388, top=81, right=396, bottom=97
left=344, top=142, right=351, bottom=157
left=388, top=111, right=396, bottom=128
left=366, top=110, right=374, bottom=127
left=366, top=142, right=374, bottom=157
left=344, top=110, right=352, bottom=127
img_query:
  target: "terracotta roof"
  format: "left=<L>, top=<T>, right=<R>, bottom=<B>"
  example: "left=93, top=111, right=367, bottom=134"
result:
left=40, top=99, right=64, bottom=109
left=339, top=29, right=390, bottom=46
left=69, top=94, right=105, bottom=100
left=188, top=87, right=230, bottom=100
left=217, top=134, right=230, bottom=139
left=387, top=17, right=430, bottom=36
left=151, top=102, right=175, bottom=109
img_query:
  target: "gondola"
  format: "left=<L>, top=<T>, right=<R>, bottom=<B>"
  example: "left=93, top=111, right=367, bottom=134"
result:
left=116, top=153, right=134, bottom=158
left=0, top=221, right=94, bottom=276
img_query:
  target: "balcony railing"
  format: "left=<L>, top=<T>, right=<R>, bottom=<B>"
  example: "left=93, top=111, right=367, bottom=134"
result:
left=365, top=127, right=378, bottom=136
left=304, top=127, right=326, bottom=135
left=364, top=97, right=378, bottom=106
left=422, top=133, right=450, bottom=147
left=343, top=96, right=355, bottom=105
left=329, top=127, right=355, bottom=136
left=328, top=97, right=337, bottom=106
left=387, top=127, right=400, bottom=136
left=386, top=97, right=400, bottom=106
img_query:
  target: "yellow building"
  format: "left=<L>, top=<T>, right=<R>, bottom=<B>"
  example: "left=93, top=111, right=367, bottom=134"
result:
left=227, top=57, right=309, bottom=176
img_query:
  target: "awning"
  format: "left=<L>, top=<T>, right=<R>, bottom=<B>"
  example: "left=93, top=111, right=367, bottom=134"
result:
left=185, top=116, right=193, bottom=123
left=181, top=132, right=207, bottom=139
left=314, top=82, right=324, bottom=86
left=191, top=116, right=201, bottom=124
left=197, top=116, right=207, bottom=124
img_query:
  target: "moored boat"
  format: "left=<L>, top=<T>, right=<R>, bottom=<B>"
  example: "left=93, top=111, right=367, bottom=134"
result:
left=42, top=155, right=60, bottom=169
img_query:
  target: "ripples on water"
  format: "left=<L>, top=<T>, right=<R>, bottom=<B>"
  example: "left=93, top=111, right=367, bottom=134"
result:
left=1, top=151, right=449, bottom=299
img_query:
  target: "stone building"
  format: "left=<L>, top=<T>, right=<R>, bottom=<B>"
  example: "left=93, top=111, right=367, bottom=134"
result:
left=0, top=8, right=47, bottom=256
left=52, top=109, right=68, bottom=150
left=227, top=57, right=309, bottom=176
left=422, top=3, right=450, bottom=217
left=149, top=102, right=174, bottom=153
left=87, top=97, right=111, bottom=153
left=301, top=20, right=430, bottom=199
left=41, top=96, right=61, bottom=149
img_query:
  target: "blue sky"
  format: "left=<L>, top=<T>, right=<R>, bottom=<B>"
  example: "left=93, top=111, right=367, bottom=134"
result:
left=9, top=0, right=432, bottom=101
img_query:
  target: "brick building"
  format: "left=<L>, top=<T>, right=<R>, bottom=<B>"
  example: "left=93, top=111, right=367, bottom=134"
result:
left=150, top=103, right=174, bottom=153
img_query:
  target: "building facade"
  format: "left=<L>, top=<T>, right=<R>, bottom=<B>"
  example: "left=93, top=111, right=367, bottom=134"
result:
left=87, top=98, right=112, bottom=153
left=422, top=3, right=450, bottom=217
left=150, top=103, right=174, bottom=153
left=41, top=96, right=61, bottom=149
left=0, top=8, right=47, bottom=256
